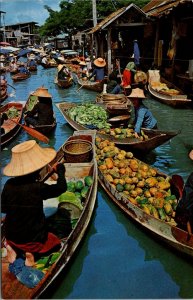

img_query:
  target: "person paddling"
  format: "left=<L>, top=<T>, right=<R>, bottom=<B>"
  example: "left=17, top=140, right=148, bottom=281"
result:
left=1, top=140, right=67, bottom=266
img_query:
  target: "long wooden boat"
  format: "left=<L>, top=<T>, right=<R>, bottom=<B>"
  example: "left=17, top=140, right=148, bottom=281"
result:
left=148, top=77, right=192, bottom=108
left=1, top=130, right=98, bottom=299
left=12, top=73, right=30, bottom=81
left=54, top=65, right=73, bottom=89
left=0, top=102, right=24, bottom=148
left=41, top=62, right=57, bottom=69
left=56, top=102, right=179, bottom=153
left=24, top=91, right=57, bottom=135
left=96, top=93, right=131, bottom=116
left=97, top=146, right=193, bottom=258
left=76, top=75, right=105, bottom=93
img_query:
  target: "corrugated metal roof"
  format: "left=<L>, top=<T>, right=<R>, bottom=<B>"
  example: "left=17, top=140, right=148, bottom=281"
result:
left=143, top=0, right=191, bottom=17
left=88, top=3, right=147, bottom=34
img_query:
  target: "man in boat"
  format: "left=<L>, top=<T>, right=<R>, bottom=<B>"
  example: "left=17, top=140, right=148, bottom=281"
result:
left=88, top=57, right=106, bottom=82
left=27, top=54, right=37, bottom=68
left=175, top=150, right=193, bottom=233
left=79, top=61, right=89, bottom=80
left=1, top=140, right=67, bottom=266
left=18, top=62, right=30, bottom=75
left=127, top=88, right=158, bottom=139
left=25, top=87, right=55, bottom=127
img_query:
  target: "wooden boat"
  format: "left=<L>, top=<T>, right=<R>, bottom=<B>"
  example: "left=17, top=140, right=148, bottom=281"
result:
left=148, top=71, right=192, bottom=108
left=0, top=102, right=24, bottom=148
left=24, top=91, right=57, bottom=135
left=76, top=75, right=105, bottom=93
left=56, top=102, right=179, bottom=153
left=1, top=130, right=98, bottom=299
left=12, top=73, right=30, bottom=81
left=9, top=69, right=19, bottom=75
left=97, top=155, right=193, bottom=258
left=54, top=65, right=73, bottom=89
left=96, top=93, right=131, bottom=116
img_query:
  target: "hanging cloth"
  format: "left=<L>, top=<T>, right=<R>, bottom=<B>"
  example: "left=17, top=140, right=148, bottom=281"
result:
left=133, top=40, right=140, bottom=66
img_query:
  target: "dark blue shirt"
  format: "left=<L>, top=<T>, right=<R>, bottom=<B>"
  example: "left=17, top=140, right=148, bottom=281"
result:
left=134, top=103, right=157, bottom=133
left=90, top=67, right=104, bottom=81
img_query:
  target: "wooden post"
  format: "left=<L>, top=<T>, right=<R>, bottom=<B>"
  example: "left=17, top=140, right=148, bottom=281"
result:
left=107, top=28, right=112, bottom=75
left=154, top=20, right=160, bottom=67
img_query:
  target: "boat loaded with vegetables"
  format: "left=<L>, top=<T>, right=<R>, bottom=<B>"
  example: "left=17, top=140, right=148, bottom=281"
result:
left=96, top=137, right=193, bottom=258
left=56, top=102, right=179, bottom=153
left=0, top=102, right=24, bottom=149
left=2, top=130, right=98, bottom=299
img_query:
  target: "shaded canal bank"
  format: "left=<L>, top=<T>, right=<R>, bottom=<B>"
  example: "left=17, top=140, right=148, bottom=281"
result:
left=1, top=64, right=193, bottom=299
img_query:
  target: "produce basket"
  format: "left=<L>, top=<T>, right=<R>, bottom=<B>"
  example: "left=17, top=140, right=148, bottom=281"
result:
left=62, top=139, right=93, bottom=163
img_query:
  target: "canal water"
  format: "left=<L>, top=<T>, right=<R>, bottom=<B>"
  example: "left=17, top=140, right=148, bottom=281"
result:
left=1, top=64, right=193, bottom=299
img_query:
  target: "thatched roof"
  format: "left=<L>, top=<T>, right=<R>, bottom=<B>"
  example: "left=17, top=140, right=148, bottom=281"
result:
left=88, top=3, right=147, bottom=34
left=143, top=0, right=191, bottom=17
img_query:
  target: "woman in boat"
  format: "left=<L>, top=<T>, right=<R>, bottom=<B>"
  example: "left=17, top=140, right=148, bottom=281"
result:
left=79, top=61, right=88, bottom=80
left=175, top=150, right=193, bottom=233
left=106, top=72, right=122, bottom=94
left=1, top=140, right=67, bottom=266
left=88, top=57, right=106, bottom=82
left=121, top=61, right=136, bottom=89
left=25, top=87, right=55, bottom=127
left=128, top=87, right=158, bottom=138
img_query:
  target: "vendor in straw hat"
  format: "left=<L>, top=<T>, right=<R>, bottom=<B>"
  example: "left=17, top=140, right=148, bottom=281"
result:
left=175, top=150, right=193, bottom=234
left=25, top=86, right=55, bottom=127
left=1, top=140, right=67, bottom=266
left=128, top=88, right=157, bottom=139
left=88, top=57, right=106, bottom=82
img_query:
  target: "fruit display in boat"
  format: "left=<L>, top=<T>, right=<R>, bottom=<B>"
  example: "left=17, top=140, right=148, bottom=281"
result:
left=96, top=137, right=177, bottom=224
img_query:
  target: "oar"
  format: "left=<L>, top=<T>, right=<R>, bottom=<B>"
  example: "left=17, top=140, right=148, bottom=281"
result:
left=7, top=83, right=16, bottom=90
left=76, top=84, right=85, bottom=93
left=10, top=119, right=49, bottom=144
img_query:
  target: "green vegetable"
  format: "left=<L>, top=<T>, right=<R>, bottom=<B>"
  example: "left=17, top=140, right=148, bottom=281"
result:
left=157, top=208, right=167, bottom=220
left=6, top=107, right=19, bottom=119
left=84, top=176, right=93, bottom=187
left=75, top=180, right=84, bottom=190
left=116, top=183, right=124, bottom=192
left=67, top=181, right=76, bottom=192
left=81, top=186, right=89, bottom=198
left=58, top=191, right=83, bottom=210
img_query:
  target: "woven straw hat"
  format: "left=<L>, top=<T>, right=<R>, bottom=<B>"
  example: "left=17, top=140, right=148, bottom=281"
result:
left=3, top=140, right=56, bottom=177
left=189, top=150, right=193, bottom=160
left=57, top=64, right=64, bottom=72
left=33, top=86, right=52, bottom=98
left=127, top=88, right=146, bottom=99
left=94, top=57, right=106, bottom=67
left=79, top=61, right=86, bottom=66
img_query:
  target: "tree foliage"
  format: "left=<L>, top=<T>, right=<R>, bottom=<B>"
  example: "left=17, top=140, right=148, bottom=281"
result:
left=39, top=0, right=149, bottom=37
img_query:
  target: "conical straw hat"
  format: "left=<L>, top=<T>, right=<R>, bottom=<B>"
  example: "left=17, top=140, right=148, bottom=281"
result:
left=3, top=140, right=56, bottom=177
left=57, top=64, right=64, bottom=72
left=33, top=86, right=52, bottom=98
left=127, top=88, right=146, bottom=98
left=94, top=57, right=106, bottom=67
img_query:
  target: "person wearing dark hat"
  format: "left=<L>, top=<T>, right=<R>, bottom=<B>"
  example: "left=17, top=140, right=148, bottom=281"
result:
left=121, top=61, right=136, bottom=89
left=25, top=87, right=55, bottom=127
left=1, top=140, right=67, bottom=267
left=88, top=57, right=106, bottom=82
left=128, top=88, right=157, bottom=138
left=175, top=150, right=193, bottom=234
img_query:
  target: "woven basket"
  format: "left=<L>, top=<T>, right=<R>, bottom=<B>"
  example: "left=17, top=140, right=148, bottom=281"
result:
left=62, top=139, right=92, bottom=163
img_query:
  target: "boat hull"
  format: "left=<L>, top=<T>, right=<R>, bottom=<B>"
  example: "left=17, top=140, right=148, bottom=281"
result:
left=98, top=169, right=193, bottom=258
left=56, top=102, right=179, bottom=153
left=2, top=130, right=98, bottom=299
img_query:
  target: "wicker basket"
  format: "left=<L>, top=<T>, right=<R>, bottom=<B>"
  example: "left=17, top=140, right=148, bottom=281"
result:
left=62, top=139, right=92, bottom=163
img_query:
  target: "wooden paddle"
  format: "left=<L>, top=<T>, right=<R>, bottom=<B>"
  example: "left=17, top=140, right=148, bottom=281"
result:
left=7, top=83, right=16, bottom=90
left=10, top=119, right=49, bottom=144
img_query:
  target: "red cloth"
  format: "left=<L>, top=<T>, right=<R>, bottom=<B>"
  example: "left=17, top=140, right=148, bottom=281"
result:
left=122, top=69, right=132, bottom=87
left=7, top=232, right=61, bottom=254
